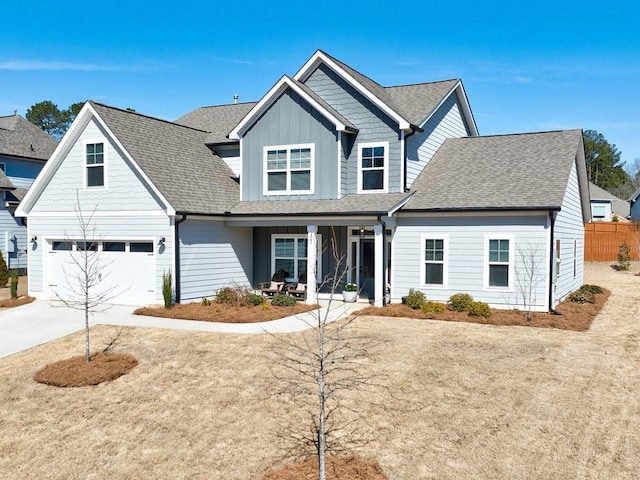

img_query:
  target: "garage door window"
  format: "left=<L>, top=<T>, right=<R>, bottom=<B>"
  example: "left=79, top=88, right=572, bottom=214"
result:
left=130, top=242, right=154, bottom=253
left=103, top=242, right=126, bottom=252
left=52, top=241, right=72, bottom=251
left=77, top=241, right=98, bottom=252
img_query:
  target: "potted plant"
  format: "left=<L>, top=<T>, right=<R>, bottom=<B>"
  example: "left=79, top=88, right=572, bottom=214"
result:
left=342, top=282, right=358, bottom=303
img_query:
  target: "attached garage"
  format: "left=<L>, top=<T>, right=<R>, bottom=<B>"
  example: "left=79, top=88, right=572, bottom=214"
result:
left=46, top=239, right=156, bottom=306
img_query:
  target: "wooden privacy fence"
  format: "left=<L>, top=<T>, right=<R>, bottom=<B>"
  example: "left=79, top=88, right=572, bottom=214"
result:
left=584, top=222, right=640, bottom=261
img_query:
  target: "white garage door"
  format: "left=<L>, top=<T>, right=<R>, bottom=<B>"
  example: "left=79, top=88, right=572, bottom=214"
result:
left=47, top=240, right=156, bottom=306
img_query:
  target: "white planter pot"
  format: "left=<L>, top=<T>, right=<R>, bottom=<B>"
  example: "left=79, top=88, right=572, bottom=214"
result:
left=342, top=291, right=358, bottom=303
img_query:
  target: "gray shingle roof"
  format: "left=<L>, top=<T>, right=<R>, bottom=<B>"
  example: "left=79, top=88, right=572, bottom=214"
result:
left=0, top=114, right=58, bottom=161
left=230, top=193, right=412, bottom=216
left=90, top=102, right=239, bottom=214
left=405, top=130, right=584, bottom=211
left=385, top=80, right=460, bottom=126
left=589, top=182, right=630, bottom=217
left=0, top=169, right=15, bottom=190
left=175, top=102, right=257, bottom=145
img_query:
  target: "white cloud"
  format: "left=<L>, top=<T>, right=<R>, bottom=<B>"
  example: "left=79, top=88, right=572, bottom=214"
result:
left=0, top=60, right=163, bottom=72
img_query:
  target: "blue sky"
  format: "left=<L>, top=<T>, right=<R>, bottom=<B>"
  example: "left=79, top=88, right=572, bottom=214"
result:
left=2, top=0, right=639, bottom=168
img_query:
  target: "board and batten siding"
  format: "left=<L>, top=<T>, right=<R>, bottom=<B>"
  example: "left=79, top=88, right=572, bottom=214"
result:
left=242, top=89, right=338, bottom=201
left=393, top=215, right=550, bottom=310
left=26, top=215, right=173, bottom=303
left=303, top=64, right=402, bottom=195
left=31, top=119, right=166, bottom=213
left=405, top=94, right=469, bottom=189
left=179, top=219, right=253, bottom=301
left=553, top=160, right=585, bottom=304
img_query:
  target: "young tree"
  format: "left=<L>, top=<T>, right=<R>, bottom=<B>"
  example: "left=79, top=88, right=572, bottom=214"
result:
left=515, top=244, right=545, bottom=322
left=583, top=130, right=629, bottom=192
left=270, top=236, right=384, bottom=479
left=55, top=193, right=122, bottom=362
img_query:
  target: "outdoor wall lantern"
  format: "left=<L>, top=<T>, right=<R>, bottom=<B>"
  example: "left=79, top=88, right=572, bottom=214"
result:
left=157, top=237, right=166, bottom=246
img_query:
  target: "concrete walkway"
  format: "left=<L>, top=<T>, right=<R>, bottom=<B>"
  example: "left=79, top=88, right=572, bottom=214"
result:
left=0, top=299, right=367, bottom=359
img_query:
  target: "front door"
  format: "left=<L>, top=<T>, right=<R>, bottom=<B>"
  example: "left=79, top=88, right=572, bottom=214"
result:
left=349, top=236, right=375, bottom=302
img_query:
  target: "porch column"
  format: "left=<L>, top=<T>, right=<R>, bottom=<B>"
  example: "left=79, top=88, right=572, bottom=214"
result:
left=374, top=223, right=384, bottom=307
left=306, top=225, right=318, bottom=305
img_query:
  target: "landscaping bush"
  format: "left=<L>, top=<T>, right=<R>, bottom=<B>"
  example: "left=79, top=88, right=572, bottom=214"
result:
left=467, top=301, right=491, bottom=318
left=201, top=297, right=211, bottom=306
left=580, top=284, right=604, bottom=295
left=9, top=270, right=18, bottom=299
left=421, top=301, right=447, bottom=314
left=271, top=294, right=297, bottom=307
left=405, top=289, right=426, bottom=309
left=568, top=290, right=595, bottom=304
left=0, top=251, right=8, bottom=288
left=247, top=293, right=264, bottom=306
left=617, top=243, right=631, bottom=271
left=162, top=270, right=173, bottom=309
left=448, top=293, right=474, bottom=312
left=216, top=285, right=264, bottom=307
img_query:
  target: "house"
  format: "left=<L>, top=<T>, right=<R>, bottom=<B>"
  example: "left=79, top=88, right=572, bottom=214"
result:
left=630, top=187, right=640, bottom=222
left=0, top=114, right=57, bottom=271
left=588, top=182, right=630, bottom=221
left=16, top=50, right=590, bottom=311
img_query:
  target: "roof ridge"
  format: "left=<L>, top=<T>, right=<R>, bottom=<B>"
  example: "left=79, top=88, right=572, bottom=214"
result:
left=452, top=129, right=582, bottom=140
left=89, top=101, right=208, bottom=134
left=192, top=101, right=258, bottom=109
left=385, top=78, right=460, bottom=89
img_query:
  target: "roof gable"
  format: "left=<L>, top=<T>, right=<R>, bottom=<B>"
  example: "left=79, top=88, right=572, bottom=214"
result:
left=176, top=102, right=257, bottom=145
left=0, top=114, right=58, bottom=161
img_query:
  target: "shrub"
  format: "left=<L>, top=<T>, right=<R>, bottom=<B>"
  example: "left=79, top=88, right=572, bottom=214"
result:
left=0, top=251, right=8, bottom=288
left=421, top=301, right=446, bottom=314
left=247, top=293, right=264, bottom=306
left=216, top=285, right=264, bottom=307
left=617, top=243, right=631, bottom=271
left=271, top=294, right=297, bottom=307
left=580, top=284, right=603, bottom=295
left=405, top=289, right=426, bottom=309
left=162, top=270, right=173, bottom=309
left=201, top=297, right=211, bottom=306
left=9, top=270, right=18, bottom=299
left=568, top=290, right=595, bottom=304
left=612, top=214, right=619, bottom=222
left=448, top=293, right=474, bottom=312
left=467, top=301, right=491, bottom=318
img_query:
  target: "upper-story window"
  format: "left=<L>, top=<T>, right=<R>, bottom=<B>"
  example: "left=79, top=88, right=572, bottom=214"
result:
left=263, top=144, right=314, bottom=195
left=358, top=141, right=388, bottom=193
left=86, top=142, right=105, bottom=188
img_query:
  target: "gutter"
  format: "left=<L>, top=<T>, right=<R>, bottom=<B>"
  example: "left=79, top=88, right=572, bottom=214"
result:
left=403, top=128, right=419, bottom=192
left=378, top=215, right=387, bottom=307
left=548, top=211, right=556, bottom=312
left=174, top=214, right=188, bottom=303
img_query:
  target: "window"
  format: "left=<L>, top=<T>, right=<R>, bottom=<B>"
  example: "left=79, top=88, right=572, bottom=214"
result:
left=591, top=204, right=606, bottom=219
left=421, top=235, right=448, bottom=287
left=271, top=234, right=322, bottom=280
left=486, top=236, right=512, bottom=288
left=264, top=144, right=314, bottom=194
left=77, top=241, right=98, bottom=252
left=130, top=242, right=154, bottom=253
left=52, top=241, right=72, bottom=251
left=103, top=241, right=126, bottom=252
left=86, top=142, right=104, bottom=187
left=358, top=142, right=388, bottom=193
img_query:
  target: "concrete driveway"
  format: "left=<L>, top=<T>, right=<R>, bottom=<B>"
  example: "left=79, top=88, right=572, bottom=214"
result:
left=0, top=299, right=364, bottom=359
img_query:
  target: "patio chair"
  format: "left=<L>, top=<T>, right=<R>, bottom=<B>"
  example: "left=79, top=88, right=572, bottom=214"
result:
left=259, top=269, right=290, bottom=297
left=286, top=273, right=307, bottom=300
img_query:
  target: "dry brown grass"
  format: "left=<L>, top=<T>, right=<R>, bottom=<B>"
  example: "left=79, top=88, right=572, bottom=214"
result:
left=33, top=352, right=138, bottom=387
left=262, top=455, right=387, bottom=480
left=0, top=295, right=35, bottom=308
left=134, top=301, right=318, bottom=323
left=361, top=289, right=610, bottom=331
left=0, top=263, right=639, bottom=479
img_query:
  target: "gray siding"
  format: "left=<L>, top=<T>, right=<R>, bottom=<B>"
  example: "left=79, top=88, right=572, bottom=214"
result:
left=304, top=64, right=402, bottom=195
left=0, top=156, right=44, bottom=188
left=630, top=198, right=640, bottom=222
left=26, top=215, right=173, bottom=303
left=393, top=215, right=550, bottom=310
left=179, top=219, right=253, bottom=301
left=406, top=94, right=469, bottom=188
left=32, top=119, right=165, bottom=213
left=554, top=161, right=585, bottom=303
left=242, top=89, right=338, bottom=201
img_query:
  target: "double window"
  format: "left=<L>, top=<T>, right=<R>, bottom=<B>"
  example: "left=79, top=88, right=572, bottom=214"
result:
left=421, top=235, right=448, bottom=287
left=271, top=234, right=322, bottom=280
left=358, top=142, right=388, bottom=193
left=264, top=144, right=314, bottom=194
left=86, top=142, right=105, bottom=187
left=486, top=236, right=513, bottom=289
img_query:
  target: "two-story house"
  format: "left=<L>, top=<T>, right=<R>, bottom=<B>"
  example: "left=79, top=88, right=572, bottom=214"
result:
left=16, top=50, right=590, bottom=311
left=0, top=114, right=57, bottom=271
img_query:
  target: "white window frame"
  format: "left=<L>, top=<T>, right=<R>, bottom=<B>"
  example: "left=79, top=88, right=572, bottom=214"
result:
left=484, top=234, right=514, bottom=291
left=263, top=143, right=314, bottom=195
left=420, top=234, right=448, bottom=289
left=591, top=204, right=607, bottom=219
left=83, top=139, right=107, bottom=189
left=357, top=141, right=389, bottom=194
left=271, top=234, right=322, bottom=281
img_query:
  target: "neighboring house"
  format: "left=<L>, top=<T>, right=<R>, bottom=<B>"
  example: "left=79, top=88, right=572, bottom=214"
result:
left=0, top=115, right=57, bottom=271
left=630, top=187, right=640, bottom=222
left=16, top=50, right=590, bottom=311
left=588, top=182, right=630, bottom=221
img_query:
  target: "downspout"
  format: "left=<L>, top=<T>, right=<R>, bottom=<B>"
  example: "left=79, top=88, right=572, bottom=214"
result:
left=378, top=215, right=387, bottom=306
left=548, top=211, right=557, bottom=313
left=174, top=214, right=187, bottom=303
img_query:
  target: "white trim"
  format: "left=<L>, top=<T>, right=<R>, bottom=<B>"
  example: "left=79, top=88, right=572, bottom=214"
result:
left=263, top=143, right=315, bottom=195
left=544, top=214, right=551, bottom=310
left=420, top=234, right=449, bottom=289
left=399, top=130, right=405, bottom=192
left=229, top=75, right=352, bottom=140
left=270, top=233, right=322, bottom=282
left=239, top=138, right=244, bottom=202
left=27, top=210, right=169, bottom=217
left=357, top=141, right=389, bottom=194
left=293, top=51, right=411, bottom=130
left=337, top=133, right=342, bottom=199
left=484, top=234, right=515, bottom=291
left=83, top=138, right=107, bottom=190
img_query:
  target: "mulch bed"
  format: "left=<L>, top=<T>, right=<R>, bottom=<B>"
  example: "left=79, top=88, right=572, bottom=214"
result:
left=33, top=352, right=138, bottom=387
left=262, top=455, right=387, bottom=480
left=0, top=296, right=35, bottom=308
left=360, top=289, right=610, bottom=332
left=134, top=302, right=318, bottom=323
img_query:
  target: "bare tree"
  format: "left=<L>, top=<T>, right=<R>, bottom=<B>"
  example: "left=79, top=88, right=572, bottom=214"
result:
left=269, top=233, right=385, bottom=479
left=515, top=243, right=545, bottom=322
left=54, top=193, right=123, bottom=362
